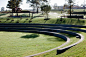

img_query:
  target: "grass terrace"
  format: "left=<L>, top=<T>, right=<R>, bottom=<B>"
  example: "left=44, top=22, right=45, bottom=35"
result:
left=0, top=32, right=65, bottom=57
left=35, top=32, right=86, bottom=57
left=0, top=9, right=86, bottom=57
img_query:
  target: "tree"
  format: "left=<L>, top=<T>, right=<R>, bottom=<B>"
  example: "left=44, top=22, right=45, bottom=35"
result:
left=41, top=5, right=51, bottom=19
left=27, top=0, right=48, bottom=13
left=1, top=7, right=4, bottom=12
left=27, top=0, right=48, bottom=19
left=40, top=1, right=46, bottom=14
left=53, top=3, right=58, bottom=10
left=7, top=0, right=22, bottom=16
left=64, top=0, right=75, bottom=16
left=81, top=0, right=86, bottom=15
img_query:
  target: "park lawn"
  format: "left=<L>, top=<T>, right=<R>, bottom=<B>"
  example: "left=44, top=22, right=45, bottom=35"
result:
left=0, top=13, right=86, bottom=57
left=57, top=32, right=86, bottom=57
left=64, top=9, right=86, bottom=12
left=50, top=10, right=62, bottom=14
left=35, top=32, right=86, bottom=57
left=58, top=33, right=80, bottom=48
left=0, top=31, right=65, bottom=57
left=0, top=17, right=86, bottom=25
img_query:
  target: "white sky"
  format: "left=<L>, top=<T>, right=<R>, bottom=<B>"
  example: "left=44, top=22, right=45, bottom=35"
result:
left=0, top=0, right=85, bottom=11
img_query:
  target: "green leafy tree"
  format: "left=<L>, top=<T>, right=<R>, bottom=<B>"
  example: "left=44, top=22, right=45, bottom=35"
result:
left=53, top=3, right=58, bottom=10
left=27, top=0, right=48, bottom=19
left=27, top=0, right=48, bottom=13
left=41, top=5, right=51, bottom=19
left=27, top=0, right=35, bottom=11
left=7, top=0, right=22, bottom=16
left=64, top=0, right=75, bottom=16
left=40, top=2, right=45, bottom=14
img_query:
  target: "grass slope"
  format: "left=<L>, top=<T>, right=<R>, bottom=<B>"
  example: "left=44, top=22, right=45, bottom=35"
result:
left=0, top=17, right=85, bottom=25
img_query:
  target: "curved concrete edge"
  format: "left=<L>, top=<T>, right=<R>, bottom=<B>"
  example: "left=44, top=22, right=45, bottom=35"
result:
left=0, top=27, right=81, bottom=56
left=0, top=23, right=86, bottom=28
left=56, top=34, right=84, bottom=55
left=0, top=24, right=85, bottom=57
left=0, top=28, right=71, bottom=57
left=0, top=27, right=81, bottom=37
left=25, top=34, right=70, bottom=57
left=0, top=25, right=86, bottom=33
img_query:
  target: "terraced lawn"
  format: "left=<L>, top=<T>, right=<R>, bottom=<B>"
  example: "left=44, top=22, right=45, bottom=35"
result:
left=35, top=32, right=86, bottom=57
left=0, top=12, right=86, bottom=57
left=59, top=33, right=80, bottom=48
left=0, top=31, right=65, bottom=57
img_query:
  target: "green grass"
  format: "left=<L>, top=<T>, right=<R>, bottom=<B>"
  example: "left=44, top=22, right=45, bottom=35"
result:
left=0, top=11, right=86, bottom=57
left=50, top=10, right=62, bottom=14
left=35, top=32, right=86, bottom=57
left=64, top=9, right=86, bottom=12
left=58, top=33, right=80, bottom=48
left=0, top=17, right=85, bottom=25
left=0, top=31, right=65, bottom=57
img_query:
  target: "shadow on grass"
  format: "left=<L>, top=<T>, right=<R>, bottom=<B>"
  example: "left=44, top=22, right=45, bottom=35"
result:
left=21, top=33, right=39, bottom=39
left=8, top=15, right=30, bottom=18
left=70, top=30, right=82, bottom=33
left=61, top=33, right=75, bottom=38
left=47, top=37, right=65, bottom=42
left=44, top=20, right=48, bottom=24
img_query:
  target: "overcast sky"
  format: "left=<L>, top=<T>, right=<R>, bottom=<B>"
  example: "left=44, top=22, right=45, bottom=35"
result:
left=0, top=0, right=85, bottom=11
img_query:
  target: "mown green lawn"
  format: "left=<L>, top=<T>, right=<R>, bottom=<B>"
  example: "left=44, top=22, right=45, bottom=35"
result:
left=36, top=32, right=86, bottom=57
left=0, top=31, right=65, bottom=57
left=64, top=9, right=86, bottom=12
left=0, top=17, right=85, bottom=25
left=0, top=12, right=86, bottom=57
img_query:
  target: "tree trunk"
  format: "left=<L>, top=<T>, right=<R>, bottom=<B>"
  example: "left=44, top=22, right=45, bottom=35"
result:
left=70, top=3, right=71, bottom=17
left=12, top=12, right=13, bottom=16
left=16, top=12, right=18, bottom=16
left=12, top=9, right=13, bottom=16
left=42, top=11, right=43, bottom=15
left=29, top=12, right=30, bottom=17
left=31, top=13, right=33, bottom=19
left=47, top=13, right=48, bottom=19
left=37, top=7, right=38, bottom=14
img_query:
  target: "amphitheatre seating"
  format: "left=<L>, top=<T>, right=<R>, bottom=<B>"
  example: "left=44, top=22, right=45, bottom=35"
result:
left=0, top=24, right=86, bottom=32
left=0, top=23, right=85, bottom=57
left=0, top=27, right=81, bottom=36
left=0, top=27, right=80, bottom=40
left=0, top=23, right=86, bottom=28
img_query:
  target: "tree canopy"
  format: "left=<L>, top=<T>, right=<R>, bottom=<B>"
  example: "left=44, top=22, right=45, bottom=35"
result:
left=41, top=5, right=51, bottom=19
left=27, top=0, right=48, bottom=11
left=7, top=0, right=22, bottom=16
left=64, top=0, right=75, bottom=16
left=7, top=0, right=22, bottom=9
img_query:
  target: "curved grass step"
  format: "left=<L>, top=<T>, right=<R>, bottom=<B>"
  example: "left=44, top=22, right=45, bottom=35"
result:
left=0, top=23, right=86, bottom=28
left=0, top=23, right=85, bottom=57
left=57, top=34, right=84, bottom=55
